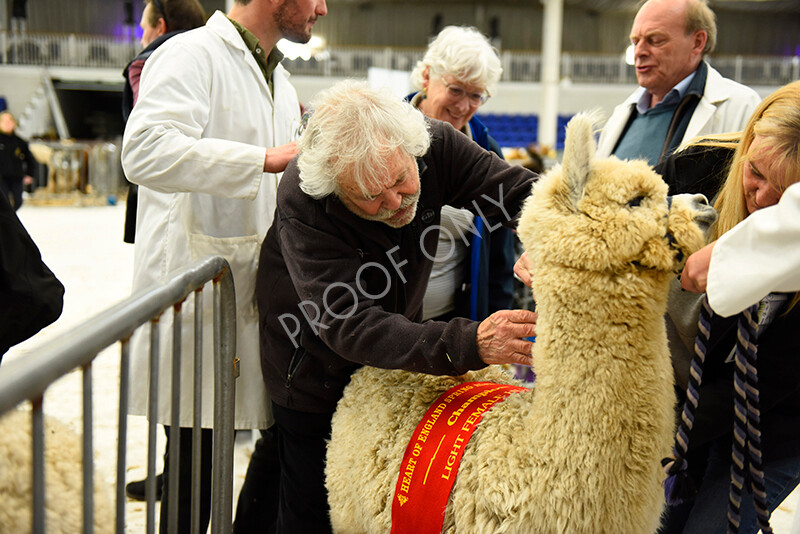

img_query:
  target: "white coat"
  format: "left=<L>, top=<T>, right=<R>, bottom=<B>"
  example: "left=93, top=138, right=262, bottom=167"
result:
left=597, top=63, right=761, bottom=159
left=707, top=182, right=800, bottom=318
left=121, top=11, right=302, bottom=429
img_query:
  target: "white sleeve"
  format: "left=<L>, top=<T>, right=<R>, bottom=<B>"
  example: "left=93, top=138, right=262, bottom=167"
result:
left=121, top=40, right=266, bottom=199
left=707, top=182, right=800, bottom=317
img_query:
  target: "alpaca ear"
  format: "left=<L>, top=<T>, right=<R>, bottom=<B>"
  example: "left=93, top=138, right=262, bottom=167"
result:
left=561, top=111, right=602, bottom=209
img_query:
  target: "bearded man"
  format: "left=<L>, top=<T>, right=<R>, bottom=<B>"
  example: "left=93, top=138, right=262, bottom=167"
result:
left=256, top=79, right=539, bottom=532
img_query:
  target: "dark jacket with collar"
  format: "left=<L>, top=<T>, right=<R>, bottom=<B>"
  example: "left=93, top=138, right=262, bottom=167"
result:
left=681, top=303, right=800, bottom=463
left=256, top=119, right=535, bottom=413
left=655, top=139, right=734, bottom=202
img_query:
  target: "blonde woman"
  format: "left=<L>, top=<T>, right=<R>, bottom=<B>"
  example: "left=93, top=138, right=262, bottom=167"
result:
left=682, top=182, right=800, bottom=316
left=659, top=80, right=800, bottom=534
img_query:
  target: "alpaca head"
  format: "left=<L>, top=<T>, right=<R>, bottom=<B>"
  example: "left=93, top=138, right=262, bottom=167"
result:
left=517, top=113, right=717, bottom=280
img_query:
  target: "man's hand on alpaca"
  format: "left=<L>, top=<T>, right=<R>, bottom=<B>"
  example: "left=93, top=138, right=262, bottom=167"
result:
left=476, top=309, right=537, bottom=366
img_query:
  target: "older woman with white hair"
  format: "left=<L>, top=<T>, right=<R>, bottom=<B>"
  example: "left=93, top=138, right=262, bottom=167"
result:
left=409, top=26, right=501, bottom=136
left=407, top=25, right=518, bottom=326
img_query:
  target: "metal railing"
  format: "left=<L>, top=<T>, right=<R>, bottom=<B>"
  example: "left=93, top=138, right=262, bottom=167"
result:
left=0, top=255, right=237, bottom=534
left=2, top=30, right=798, bottom=86
left=0, top=31, right=136, bottom=68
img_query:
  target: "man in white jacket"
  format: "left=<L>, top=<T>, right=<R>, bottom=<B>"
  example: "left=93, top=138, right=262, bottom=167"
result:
left=121, top=0, right=327, bottom=532
left=681, top=182, right=800, bottom=317
left=596, top=0, right=760, bottom=167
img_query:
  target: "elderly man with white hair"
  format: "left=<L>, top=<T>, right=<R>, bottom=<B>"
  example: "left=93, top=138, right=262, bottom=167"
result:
left=255, top=79, right=538, bottom=532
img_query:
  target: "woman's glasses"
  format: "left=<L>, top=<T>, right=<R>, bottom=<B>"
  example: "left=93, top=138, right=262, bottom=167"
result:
left=444, top=82, right=490, bottom=106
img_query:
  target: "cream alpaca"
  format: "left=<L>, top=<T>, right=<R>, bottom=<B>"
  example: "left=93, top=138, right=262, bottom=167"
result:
left=0, top=408, right=114, bottom=534
left=325, top=113, right=717, bottom=533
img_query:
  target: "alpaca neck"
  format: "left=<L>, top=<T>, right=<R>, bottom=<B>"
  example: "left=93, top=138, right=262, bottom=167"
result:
left=525, top=266, right=676, bottom=451
left=534, top=267, right=672, bottom=359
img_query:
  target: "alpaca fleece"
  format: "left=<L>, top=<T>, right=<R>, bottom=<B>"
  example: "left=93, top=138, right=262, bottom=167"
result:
left=326, top=113, right=715, bottom=533
left=0, top=408, right=114, bottom=534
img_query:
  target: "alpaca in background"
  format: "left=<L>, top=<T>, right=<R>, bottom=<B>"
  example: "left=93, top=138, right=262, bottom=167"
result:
left=0, top=408, right=114, bottom=534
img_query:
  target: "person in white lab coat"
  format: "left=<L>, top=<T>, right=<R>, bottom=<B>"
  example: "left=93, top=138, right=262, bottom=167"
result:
left=121, top=0, right=327, bottom=532
left=596, top=0, right=760, bottom=168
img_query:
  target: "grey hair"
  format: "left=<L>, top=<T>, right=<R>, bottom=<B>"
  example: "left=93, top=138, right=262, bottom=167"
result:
left=298, top=80, right=431, bottom=199
left=409, top=26, right=502, bottom=95
left=686, top=0, right=716, bottom=56
left=636, top=0, right=717, bottom=57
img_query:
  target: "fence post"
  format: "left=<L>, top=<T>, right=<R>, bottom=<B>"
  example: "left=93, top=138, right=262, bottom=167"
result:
left=501, top=50, right=512, bottom=82
left=210, top=267, right=236, bottom=534
left=561, top=52, right=571, bottom=83
left=82, top=363, right=95, bottom=534
left=32, top=398, right=45, bottom=534
left=735, top=55, right=743, bottom=83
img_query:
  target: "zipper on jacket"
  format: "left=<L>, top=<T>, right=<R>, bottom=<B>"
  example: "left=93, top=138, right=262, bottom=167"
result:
left=286, top=347, right=307, bottom=389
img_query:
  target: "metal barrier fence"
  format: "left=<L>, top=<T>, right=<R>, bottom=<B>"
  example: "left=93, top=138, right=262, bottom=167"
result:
left=0, top=31, right=136, bottom=68
left=0, top=255, right=237, bottom=534
left=2, top=30, right=798, bottom=86
left=283, top=46, right=800, bottom=86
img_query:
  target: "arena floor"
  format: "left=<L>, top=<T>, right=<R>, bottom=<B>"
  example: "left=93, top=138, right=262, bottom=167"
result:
left=5, top=201, right=799, bottom=533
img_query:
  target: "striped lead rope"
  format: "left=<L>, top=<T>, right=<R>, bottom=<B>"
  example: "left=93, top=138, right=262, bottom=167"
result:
left=727, top=303, right=772, bottom=534
left=663, top=296, right=714, bottom=504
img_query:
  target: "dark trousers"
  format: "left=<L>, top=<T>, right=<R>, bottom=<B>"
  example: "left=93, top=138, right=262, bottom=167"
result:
left=271, top=402, right=334, bottom=534
left=123, top=182, right=137, bottom=244
left=0, top=176, right=23, bottom=210
left=160, top=426, right=213, bottom=534
left=659, top=441, right=800, bottom=534
left=232, top=427, right=281, bottom=534
left=161, top=425, right=282, bottom=534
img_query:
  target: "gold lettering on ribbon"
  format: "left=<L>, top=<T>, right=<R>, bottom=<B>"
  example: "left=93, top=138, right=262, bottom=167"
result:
left=392, top=382, right=527, bottom=524
left=397, top=387, right=474, bottom=504
left=399, top=456, right=418, bottom=494
left=418, top=402, right=447, bottom=443
left=447, top=386, right=504, bottom=425
left=441, top=434, right=467, bottom=481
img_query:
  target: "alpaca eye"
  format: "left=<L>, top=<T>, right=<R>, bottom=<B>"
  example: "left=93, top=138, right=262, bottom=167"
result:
left=628, top=195, right=646, bottom=208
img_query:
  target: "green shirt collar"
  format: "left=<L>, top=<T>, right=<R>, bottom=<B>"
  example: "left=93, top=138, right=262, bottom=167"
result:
left=227, top=16, right=284, bottom=94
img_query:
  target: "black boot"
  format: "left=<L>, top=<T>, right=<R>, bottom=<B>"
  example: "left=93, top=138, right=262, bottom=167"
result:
left=125, top=473, right=163, bottom=501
